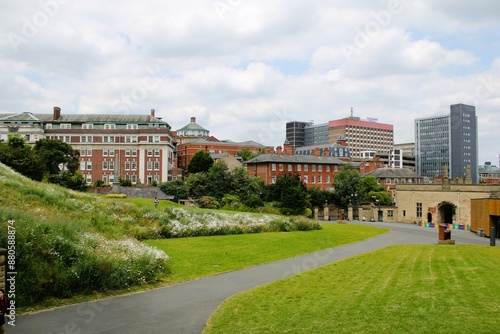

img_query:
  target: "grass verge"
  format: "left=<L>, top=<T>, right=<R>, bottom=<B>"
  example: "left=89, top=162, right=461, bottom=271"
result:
left=204, top=245, right=500, bottom=334
left=146, top=223, right=387, bottom=284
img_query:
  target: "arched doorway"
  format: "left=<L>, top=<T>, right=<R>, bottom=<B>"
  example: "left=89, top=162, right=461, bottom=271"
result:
left=427, top=212, right=433, bottom=223
left=437, top=201, right=456, bottom=225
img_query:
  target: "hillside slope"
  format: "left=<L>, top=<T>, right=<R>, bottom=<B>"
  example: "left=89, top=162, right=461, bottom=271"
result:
left=0, top=163, right=169, bottom=306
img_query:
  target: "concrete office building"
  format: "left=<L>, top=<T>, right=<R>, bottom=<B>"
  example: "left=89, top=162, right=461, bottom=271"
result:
left=286, top=112, right=394, bottom=159
left=415, top=103, right=478, bottom=183
left=328, top=117, right=394, bottom=159
left=285, top=121, right=309, bottom=148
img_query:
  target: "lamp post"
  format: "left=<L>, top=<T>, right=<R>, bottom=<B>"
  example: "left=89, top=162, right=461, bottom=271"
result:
left=351, top=193, right=357, bottom=220
left=351, top=193, right=357, bottom=206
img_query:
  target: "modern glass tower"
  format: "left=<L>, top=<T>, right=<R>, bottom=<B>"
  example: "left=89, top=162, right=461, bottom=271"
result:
left=415, top=103, right=478, bottom=183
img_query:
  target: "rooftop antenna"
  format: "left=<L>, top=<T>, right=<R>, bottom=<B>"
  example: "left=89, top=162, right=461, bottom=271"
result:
left=350, top=107, right=353, bottom=118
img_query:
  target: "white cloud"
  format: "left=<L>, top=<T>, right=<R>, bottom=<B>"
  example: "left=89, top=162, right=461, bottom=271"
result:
left=0, top=0, right=499, bottom=164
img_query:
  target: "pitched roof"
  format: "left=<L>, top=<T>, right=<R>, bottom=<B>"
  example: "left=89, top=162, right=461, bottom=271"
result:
left=0, top=112, right=43, bottom=122
left=1, top=112, right=168, bottom=125
left=176, top=119, right=208, bottom=132
left=183, top=138, right=265, bottom=147
left=363, top=168, right=422, bottom=178
left=246, top=154, right=345, bottom=165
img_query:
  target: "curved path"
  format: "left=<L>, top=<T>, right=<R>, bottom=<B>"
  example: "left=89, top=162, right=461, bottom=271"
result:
left=12, top=222, right=495, bottom=334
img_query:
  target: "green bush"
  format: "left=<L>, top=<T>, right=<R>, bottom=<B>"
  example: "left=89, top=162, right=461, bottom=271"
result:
left=196, top=196, right=220, bottom=209
left=244, top=195, right=263, bottom=208
left=304, top=208, right=313, bottom=218
left=0, top=206, right=169, bottom=306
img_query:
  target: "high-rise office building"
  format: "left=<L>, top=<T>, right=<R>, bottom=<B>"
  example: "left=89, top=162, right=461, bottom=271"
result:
left=285, top=121, right=309, bottom=148
left=328, top=117, right=394, bottom=158
left=286, top=114, right=394, bottom=158
left=304, top=123, right=328, bottom=146
left=415, top=103, right=478, bottom=183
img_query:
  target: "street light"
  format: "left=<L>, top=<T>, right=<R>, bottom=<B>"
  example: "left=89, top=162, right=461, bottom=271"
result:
left=351, top=193, right=357, bottom=206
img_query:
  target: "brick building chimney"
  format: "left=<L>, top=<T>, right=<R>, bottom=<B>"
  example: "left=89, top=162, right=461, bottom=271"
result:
left=337, top=135, right=347, bottom=147
left=191, top=117, right=196, bottom=123
left=151, top=109, right=155, bottom=117
left=276, top=146, right=283, bottom=155
left=323, top=147, right=330, bottom=157
left=312, top=148, right=321, bottom=156
left=283, top=140, right=293, bottom=155
left=53, top=106, right=61, bottom=120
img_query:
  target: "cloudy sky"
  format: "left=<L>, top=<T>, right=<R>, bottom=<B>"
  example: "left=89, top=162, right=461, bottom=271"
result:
left=1, top=0, right=499, bottom=164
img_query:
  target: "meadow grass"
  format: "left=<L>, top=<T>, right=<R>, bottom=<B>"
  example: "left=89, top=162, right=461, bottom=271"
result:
left=204, top=245, right=500, bottom=334
left=145, top=224, right=387, bottom=284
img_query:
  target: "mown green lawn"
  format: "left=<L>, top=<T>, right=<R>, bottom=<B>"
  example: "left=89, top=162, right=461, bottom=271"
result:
left=145, top=223, right=387, bottom=284
left=204, top=245, right=500, bottom=334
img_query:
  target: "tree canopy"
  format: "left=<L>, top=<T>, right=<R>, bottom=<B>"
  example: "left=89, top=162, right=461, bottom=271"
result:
left=187, top=150, right=214, bottom=174
left=267, top=172, right=308, bottom=215
left=332, top=164, right=361, bottom=207
left=0, top=135, right=85, bottom=191
left=34, top=137, right=80, bottom=174
left=237, top=148, right=258, bottom=161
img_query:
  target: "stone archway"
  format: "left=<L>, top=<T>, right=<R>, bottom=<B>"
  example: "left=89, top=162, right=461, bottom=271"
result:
left=437, top=201, right=456, bottom=225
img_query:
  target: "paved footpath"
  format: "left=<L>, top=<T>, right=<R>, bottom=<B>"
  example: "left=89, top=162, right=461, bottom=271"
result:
left=11, top=222, right=496, bottom=334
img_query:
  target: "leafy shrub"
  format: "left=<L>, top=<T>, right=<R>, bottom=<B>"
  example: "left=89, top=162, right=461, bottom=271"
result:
left=0, top=209, right=169, bottom=306
left=221, top=194, right=241, bottom=207
left=196, top=196, right=220, bottom=209
left=304, top=208, right=313, bottom=218
left=160, top=208, right=321, bottom=238
left=244, top=195, right=263, bottom=208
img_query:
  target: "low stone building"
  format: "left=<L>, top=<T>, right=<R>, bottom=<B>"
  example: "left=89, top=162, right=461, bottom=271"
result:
left=394, top=167, right=500, bottom=230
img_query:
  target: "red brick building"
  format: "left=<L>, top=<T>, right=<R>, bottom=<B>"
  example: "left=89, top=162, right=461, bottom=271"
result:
left=176, top=137, right=272, bottom=172
left=0, top=107, right=176, bottom=185
left=245, top=146, right=345, bottom=190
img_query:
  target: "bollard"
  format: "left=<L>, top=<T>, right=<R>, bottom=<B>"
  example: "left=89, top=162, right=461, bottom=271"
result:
left=490, top=227, right=496, bottom=246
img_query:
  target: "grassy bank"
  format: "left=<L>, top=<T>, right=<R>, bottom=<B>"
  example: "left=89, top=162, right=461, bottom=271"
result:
left=204, top=245, right=500, bottom=334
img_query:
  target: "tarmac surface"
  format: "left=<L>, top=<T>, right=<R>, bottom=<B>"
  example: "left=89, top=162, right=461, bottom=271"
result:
left=11, top=221, right=497, bottom=334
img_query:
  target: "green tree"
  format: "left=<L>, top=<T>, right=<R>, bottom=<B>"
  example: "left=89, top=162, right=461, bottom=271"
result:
left=268, top=172, right=308, bottom=215
left=0, top=134, right=43, bottom=180
left=359, top=176, right=385, bottom=203
left=332, top=164, right=361, bottom=207
left=159, top=180, right=188, bottom=202
left=237, top=148, right=258, bottom=161
left=187, top=150, right=214, bottom=174
left=186, top=172, right=209, bottom=198
left=367, top=190, right=393, bottom=206
left=33, top=138, right=80, bottom=175
left=307, top=187, right=335, bottom=209
left=230, top=167, right=265, bottom=200
left=50, top=171, right=88, bottom=191
left=205, top=161, right=232, bottom=200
